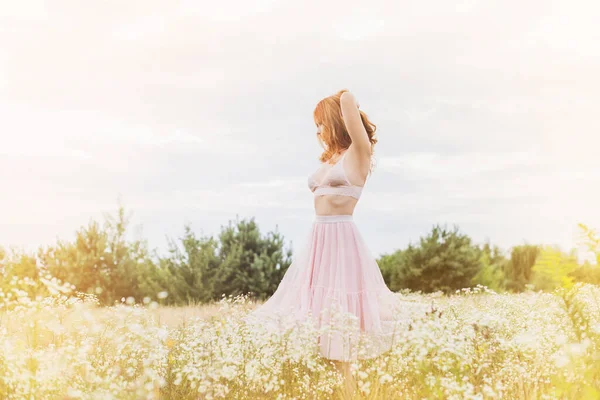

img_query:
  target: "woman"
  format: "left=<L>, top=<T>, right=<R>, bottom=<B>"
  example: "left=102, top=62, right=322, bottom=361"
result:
left=248, top=89, right=423, bottom=395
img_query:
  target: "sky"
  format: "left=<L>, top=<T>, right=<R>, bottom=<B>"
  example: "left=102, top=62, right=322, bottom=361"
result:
left=1, top=0, right=599, bottom=261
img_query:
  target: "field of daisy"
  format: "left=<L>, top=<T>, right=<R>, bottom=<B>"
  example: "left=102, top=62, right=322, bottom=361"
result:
left=1, top=275, right=600, bottom=400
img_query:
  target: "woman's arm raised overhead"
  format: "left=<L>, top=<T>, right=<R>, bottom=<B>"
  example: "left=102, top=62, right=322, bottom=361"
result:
left=340, top=90, right=371, bottom=154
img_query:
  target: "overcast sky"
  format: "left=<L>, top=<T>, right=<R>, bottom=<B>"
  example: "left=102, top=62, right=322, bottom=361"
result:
left=1, top=0, right=599, bottom=260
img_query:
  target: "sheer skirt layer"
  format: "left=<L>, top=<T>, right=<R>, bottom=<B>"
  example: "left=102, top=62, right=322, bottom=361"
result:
left=246, top=216, right=430, bottom=361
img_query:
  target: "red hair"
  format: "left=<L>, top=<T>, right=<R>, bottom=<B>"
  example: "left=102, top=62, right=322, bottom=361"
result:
left=313, top=89, right=377, bottom=171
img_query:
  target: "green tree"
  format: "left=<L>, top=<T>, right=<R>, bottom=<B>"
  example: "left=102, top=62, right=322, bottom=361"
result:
left=378, top=250, right=404, bottom=288
left=158, top=225, right=220, bottom=304
left=532, top=246, right=578, bottom=291
left=577, top=223, right=600, bottom=265
left=2, top=205, right=296, bottom=306
left=39, top=205, right=163, bottom=305
left=503, top=245, right=540, bottom=292
left=565, top=223, right=600, bottom=286
left=570, top=261, right=600, bottom=285
left=0, top=246, right=52, bottom=299
left=388, top=224, right=482, bottom=293
left=471, top=241, right=507, bottom=292
left=213, top=216, right=293, bottom=300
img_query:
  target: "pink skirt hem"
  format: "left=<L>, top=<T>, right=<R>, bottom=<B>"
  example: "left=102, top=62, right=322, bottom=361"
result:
left=246, top=214, right=430, bottom=361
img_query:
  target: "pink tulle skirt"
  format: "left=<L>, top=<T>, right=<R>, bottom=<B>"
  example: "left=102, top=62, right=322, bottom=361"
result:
left=246, top=214, right=430, bottom=361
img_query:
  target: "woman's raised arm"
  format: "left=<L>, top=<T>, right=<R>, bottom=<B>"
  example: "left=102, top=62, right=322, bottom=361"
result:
left=340, top=90, right=371, bottom=155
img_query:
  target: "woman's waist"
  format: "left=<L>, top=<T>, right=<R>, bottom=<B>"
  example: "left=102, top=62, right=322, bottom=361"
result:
left=313, top=193, right=358, bottom=221
left=314, top=214, right=354, bottom=223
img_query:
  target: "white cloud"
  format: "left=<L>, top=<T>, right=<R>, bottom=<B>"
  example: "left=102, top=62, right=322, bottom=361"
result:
left=0, top=1, right=51, bottom=22
left=126, top=180, right=311, bottom=213
left=0, top=103, right=258, bottom=157
left=176, top=0, right=282, bottom=22
left=378, top=151, right=547, bottom=180
left=332, top=6, right=386, bottom=41
left=515, top=0, right=600, bottom=62
left=111, top=14, right=170, bottom=41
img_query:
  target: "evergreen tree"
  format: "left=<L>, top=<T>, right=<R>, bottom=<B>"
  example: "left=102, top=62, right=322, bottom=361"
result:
left=378, top=250, right=403, bottom=288
left=158, top=225, right=220, bottom=304
left=213, top=216, right=292, bottom=300
left=389, top=224, right=482, bottom=293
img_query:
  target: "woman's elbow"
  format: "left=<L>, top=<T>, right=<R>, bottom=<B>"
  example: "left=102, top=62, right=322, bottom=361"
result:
left=340, top=91, right=357, bottom=107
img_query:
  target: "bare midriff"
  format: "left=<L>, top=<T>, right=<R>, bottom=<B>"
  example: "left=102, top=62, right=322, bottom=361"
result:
left=314, top=195, right=358, bottom=216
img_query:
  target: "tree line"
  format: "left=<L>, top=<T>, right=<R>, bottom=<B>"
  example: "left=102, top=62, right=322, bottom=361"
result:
left=1, top=206, right=598, bottom=306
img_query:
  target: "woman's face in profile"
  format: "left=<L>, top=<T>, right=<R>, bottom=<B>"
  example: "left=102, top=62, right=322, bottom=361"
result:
left=316, top=123, right=323, bottom=136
